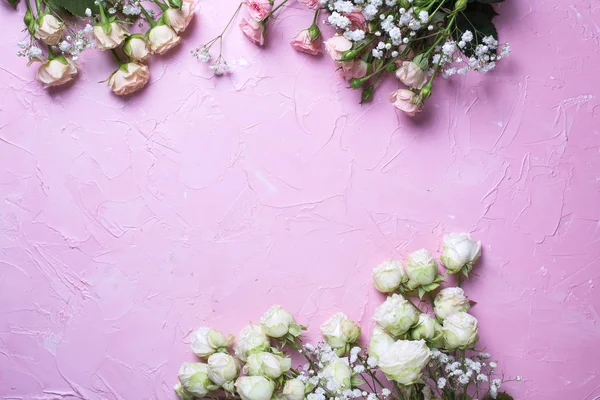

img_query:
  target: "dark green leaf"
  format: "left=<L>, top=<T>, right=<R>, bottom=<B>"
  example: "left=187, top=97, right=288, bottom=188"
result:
left=453, top=3, right=499, bottom=57
left=484, top=392, right=514, bottom=400
left=49, top=0, right=98, bottom=17
left=476, top=0, right=504, bottom=3
left=7, top=0, right=19, bottom=6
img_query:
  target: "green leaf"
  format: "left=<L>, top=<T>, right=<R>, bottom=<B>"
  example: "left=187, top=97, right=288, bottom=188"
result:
left=475, top=0, right=504, bottom=3
left=49, top=0, right=98, bottom=17
left=484, top=392, right=513, bottom=400
left=418, top=288, right=425, bottom=299
left=351, top=377, right=366, bottom=387
left=454, top=3, right=499, bottom=57
left=7, top=0, right=19, bottom=6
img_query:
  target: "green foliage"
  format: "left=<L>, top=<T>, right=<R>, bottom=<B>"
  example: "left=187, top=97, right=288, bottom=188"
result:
left=453, top=3, right=499, bottom=57
left=48, top=0, right=97, bottom=17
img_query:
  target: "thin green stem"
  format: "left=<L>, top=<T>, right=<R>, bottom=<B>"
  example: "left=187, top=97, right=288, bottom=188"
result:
left=97, top=0, right=108, bottom=23
left=270, top=0, right=289, bottom=16
left=405, top=296, right=425, bottom=314
left=312, top=8, right=319, bottom=24
left=110, top=48, right=123, bottom=65
left=457, top=274, right=462, bottom=288
left=139, top=4, right=158, bottom=27
left=152, top=0, right=168, bottom=11
left=427, top=292, right=436, bottom=307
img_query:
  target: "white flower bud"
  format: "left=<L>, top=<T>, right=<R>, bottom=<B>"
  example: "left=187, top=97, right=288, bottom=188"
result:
left=320, top=313, right=361, bottom=353
left=235, top=376, right=275, bottom=400
left=233, top=324, right=270, bottom=361
left=442, top=312, right=479, bottom=350
left=190, top=327, right=232, bottom=358
left=322, top=357, right=352, bottom=391
left=37, top=57, right=77, bottom=88
left=260, top=305, right=296, bottom=338
left=108, top=63, right=150, bottom=96
left=147, top=24, right=181, bottom=55
left=368, top=326, right=395, bottom=360
left=440, top=233, right=481, bottom=274
left=411, top=314, right=443, bottom=347
left=34, top=14, right=63, bottom=45
left=164, top=0, right=195, bottom=33
left=282, top=379, right=305, bottom=400
left=372, top=260, right=405, bottom=293
left=244, top=352, right=292, bottom=379
left=174, top=383, right=194, bottom=400
left=207, top=353, right=239, bottom=386
left=93, top=22, right=129, bottom=50
left=123, top=35, right=150, bottom=62
left=405, top=249, right=438, bottom=286
left=177, top=362, right=218, bottom=397
left=373, top=294, right=418, bottom=337
left=434, top=287, right=470, bottom=320
left=378, top=340, right=431, bottom=385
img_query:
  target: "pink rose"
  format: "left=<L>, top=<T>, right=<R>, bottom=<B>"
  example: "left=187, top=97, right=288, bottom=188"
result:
left=390, top=89, right=421, bottom=116
left=244, top=0, right=272, bottom=22
left=324, top=35, right=352, bottom=61
left=345, top=9, right=365, bottom=29
left=340, top=60, right=368, bottom=80
left=290, top=29, right=322, bottom=55
left=298, top=0, right=321, bottom=9
left=395, top=61, right=428, bottom=89
left=240, top=17, right=265, bottom=46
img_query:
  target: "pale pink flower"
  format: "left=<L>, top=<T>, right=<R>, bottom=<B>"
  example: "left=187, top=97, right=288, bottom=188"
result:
left=164, top=0, right=196, bottom=33
left=396, top=61, right=428, bottom=89
left=244, top=0, right=272, bottom=22
left=340, top=60, right=368, bottom=80
left=324, top=35, right=352, bottom=61
left=298, top=0, right=321, bottom=9
left=290, top=29, right=322, bottom=56
left=390, top=89, right=421, bottom=116
left=240, top=17, right=265, bottom=46
left=345, top=9, right=365, bottom=29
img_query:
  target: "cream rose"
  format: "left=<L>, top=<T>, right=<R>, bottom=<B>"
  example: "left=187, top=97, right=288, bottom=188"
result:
left=322, top=357, right=352, bottom=391
left=123, top=35, right=150, bottom=62
left=320, top=312, right=361, bottom=354
left=372, top=259, right=405, bottom=293
left=244, top=352, right=292, bottom=379
left=411, top=314, right=443, bottom=347
left=442, top=312, right=479, bottom=350
left=37, top=57, right=77, bottom=88
left=260, top=305, right=298, bottom=338
left=390, top=89, right=421, bottom=116
left=235, top=376, right=275, bottom=400
left=378, top=339, right=432, bottom=385
left=174, top=383, right=194, bottom=400
left=233, top=324, right=270, bottom=361
left=368, top=326, right=395, bottom=360
left=434, top=287, right=470, bottom=320
left=372, top=293, right=419, bottom=337
left=93, top=22, right=129, bottom=50
left=164, top=0, right=196, bottom=33
left=177, top=362, right=218, bottom=397
left=190, top=327, right=232, bottom=358
left=108, top=63, right=150, bottom=96
left=405, top=249, right=438, bottom=287
left=282, top=379, right=305, bottom=400
left=207, top=353, right=239, bottom=387
left=148, top=24, right=181, bottom=55
left=324, top=35, right=352, bottom=61
left=440, top=233, right=482, bottom=274
left=396, top=61, right=428, bottom=89
left=34, top=14, right=63, bottom=45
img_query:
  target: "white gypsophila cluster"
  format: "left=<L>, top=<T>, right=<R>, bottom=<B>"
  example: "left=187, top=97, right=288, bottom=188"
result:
left=344, top=29, right=365, bottom=41
left=192, top=46, right=212, bottom=62
left=328, top=12, right=352, bottom=29
left=57, top=25, right=94, bottom=61
left=333, top=0, right=355, bottom=13
left=209, top=58, right=231, bottom=76
left=17, top=40, right=43, bottom=63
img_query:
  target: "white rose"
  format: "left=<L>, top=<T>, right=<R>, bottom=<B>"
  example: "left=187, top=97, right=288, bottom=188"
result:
left=405, top=249, right=438, bottom=287
left=322, top=357, right=352, bottom=391
left=434, top=287, right=470, bottom=320
left=260, top=305, right=297, bottom=338
left=177, top=362, right=218, bottom=397
left=368, top=326, right=395, bottom=360
left=378, top=339, right=432, bottom=385
left=164, top=0, right=196, bottom=33
left=372, top=293, right=418, bottom=337
left=244, top=352, right=292, bottom=379
left=395, top=61, right=428, bottom=89
left=442, top=312, right=479, bottom=350
left=233, top=324, right=270, bottom=361
left=108, top=63, right=150, bottom=96
left=320, top=313, right=361, bottom=353
left=282, top=379, right=305, bottom=400
left=93, top=22, right=129, bottom=50
left=440, top=233, right=482, bottom=274
left=190, top=327, right=232, bottom=358
left=207, top=353, right=239, bottom=387
left=174, top=383, right=194, bottom=400
left=123, top=35, right=150, bottom=62
left=37, top=57, right=77, bottom=88
left=148, top=24, right=181, bottom=55
left=372, top=260, right=405, bottom=293
left=34, top=14, right=63, bottom=45
left=411, top=314, right=443, bottom=347
left=235, top=376, right=275, bottom=400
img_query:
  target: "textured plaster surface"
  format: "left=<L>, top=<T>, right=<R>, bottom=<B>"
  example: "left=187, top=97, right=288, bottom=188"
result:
left=1, top=0, right=599, bottom=399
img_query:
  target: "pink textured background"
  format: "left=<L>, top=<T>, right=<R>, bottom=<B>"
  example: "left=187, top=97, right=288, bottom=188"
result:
left=1, top=0, right=600, bottom=399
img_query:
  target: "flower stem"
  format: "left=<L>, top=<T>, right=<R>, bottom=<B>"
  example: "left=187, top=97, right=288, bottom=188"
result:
left=427, top=292, right=436, bottom=307
left=139, top=4, right=158, bottom=28
left=405, top=296, right=425, bottom=314
left=269, top=0, right=289, bottom=17
left=312, top=8, right=319, bottom=24
left=152, top=0, right=168, bottom=11
left=111, top=49, right=123, bottom=65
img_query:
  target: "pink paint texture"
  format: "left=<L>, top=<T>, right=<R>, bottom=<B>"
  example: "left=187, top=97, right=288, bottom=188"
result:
left=1, top=0, right=599, bottom=399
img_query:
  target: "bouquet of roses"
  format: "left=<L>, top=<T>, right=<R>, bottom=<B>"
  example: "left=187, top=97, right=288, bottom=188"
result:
left=174, top=232, right=520, bottom=400
left=195, top=0, right=509, bottom=115
left=10, top=0, right=195, bottom=95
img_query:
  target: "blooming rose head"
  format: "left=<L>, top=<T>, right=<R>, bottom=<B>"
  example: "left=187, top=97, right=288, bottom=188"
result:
left=34, top=14, right=63, bottom=45
left=164, top=0, right=196, bottom=33
left=178, top=362, right=219, bottom=397
left=434, top=287, right=470, bottom=320
left=108, top=63, right=150, bottom=96
left=345, top=9, right=366, bottom=29
left=390, top=89, right=421, bottom=116
left=148, top=24, right=181, bottom=55
left=93, top=22, right=129, bottom=50
left=320, top=312, right=361, bottom=354
left=244, top=352, right=292, bottom=379
left=174, top=382, right=194, bottom=400
left=442, top=312, right=479, bottom=350
left=411, top=314, right=443, bottom=347
left=235, top=376, right=275, bottom=400
left=37, top=57, right=77, bottom=88
left=207, top=353, right=239, bottom=387
left=405, top=249, right=438, bottom=287
left=233, top=324, right=270, bottom=361
left=373, top=293, right=419, bottom=337
left=298, top=0, right=321, bottom=9
left=340, top=60, right=368, bottom=80
left=282, top=379, right=305, bottom=400
left=372, top=259, right=406, bottom=293
left=190, top=327, right=233, bottom=358
left=440, top=233, right=482, bottom=274
left=123, top=35, right=150, bottom=62
left=368, top=326, right=395, bottom=360
left=324, top=35, right=352, bottom=61
left=290, top=29, right=322, bottom=56
left=396, top=61, right=428, bottom=89
left=244, top=0, right=272, bottom=21
left=322, top=357, right=352, bottom=391
left=260, top=305, right=300, bottom=338
left=378, top=340, right=432, bottom=385
left=239, top=17, right=265, bottom=46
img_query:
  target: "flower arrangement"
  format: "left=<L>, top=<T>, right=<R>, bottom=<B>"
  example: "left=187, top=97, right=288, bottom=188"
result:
left=194, top=0, right=509, bottom=115
left=10, top=0, right=196, bottom=95
left=174, top=232, right=520, bottom=400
